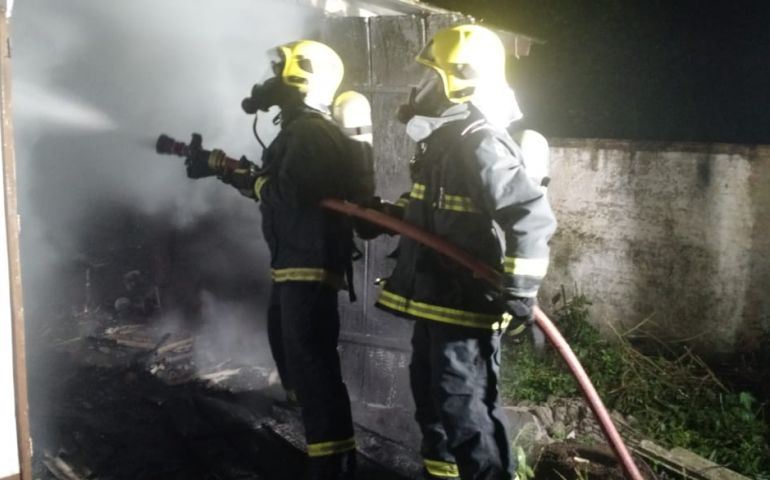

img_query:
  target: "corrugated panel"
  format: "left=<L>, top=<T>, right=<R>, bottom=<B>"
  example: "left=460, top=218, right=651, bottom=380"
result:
left=338, top=341, right=366, bottom=401
left=371, top=92, right=413, bottom=199
left=321, top=17, right=371, bottom=88
left=338, top=241, right=367, bottom=331
left=294, top=0, right=453, bottom=16
left=370, top=15, right=424, bottom=87
left=362, top=237, right=414, bottom=339
left=424, top=12, right=468, bottom=38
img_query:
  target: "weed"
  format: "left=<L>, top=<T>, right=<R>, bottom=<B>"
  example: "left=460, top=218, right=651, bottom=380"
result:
left=515, top=446, right=536, bottom=480
left=501, top=289, right=770, bottom=478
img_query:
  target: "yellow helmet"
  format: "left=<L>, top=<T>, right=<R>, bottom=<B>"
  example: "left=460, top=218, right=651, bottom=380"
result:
left=416, top=24, right=506, bottom=104
left=276, top=40, right=344, bottom=108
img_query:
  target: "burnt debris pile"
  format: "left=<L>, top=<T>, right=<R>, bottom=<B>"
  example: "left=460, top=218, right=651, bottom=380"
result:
left=29, top=315, right=418, bottom=480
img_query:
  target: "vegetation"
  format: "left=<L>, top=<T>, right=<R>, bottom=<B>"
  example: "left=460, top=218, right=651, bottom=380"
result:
left=501, top=290, right=770, bottom=478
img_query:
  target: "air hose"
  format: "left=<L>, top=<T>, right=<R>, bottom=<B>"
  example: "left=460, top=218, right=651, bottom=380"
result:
left=321, top=198, right=644, bottom=480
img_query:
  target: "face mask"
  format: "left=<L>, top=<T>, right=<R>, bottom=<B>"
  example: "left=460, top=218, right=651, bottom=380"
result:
left=241, top=76, right=297, bottom=114
left=405, top=105, right=472, bottom=142
left=405, top=116, right=436, bottom=142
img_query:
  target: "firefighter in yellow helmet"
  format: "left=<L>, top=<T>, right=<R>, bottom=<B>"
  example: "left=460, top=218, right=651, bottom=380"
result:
left=377, top=25, right=557, bottom=480
left=185, top=40, right=373, bottom=480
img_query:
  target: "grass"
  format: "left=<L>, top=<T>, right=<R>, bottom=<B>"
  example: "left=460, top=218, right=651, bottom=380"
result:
left=500, top=289, right=770, bottom=478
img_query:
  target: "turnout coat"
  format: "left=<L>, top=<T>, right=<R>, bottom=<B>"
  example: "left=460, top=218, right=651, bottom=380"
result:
left=376, top=105, right=557, bottom=330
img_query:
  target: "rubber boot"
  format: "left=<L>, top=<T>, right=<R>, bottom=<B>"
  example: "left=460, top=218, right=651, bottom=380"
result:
left=302, top=451, right=357, bottom=480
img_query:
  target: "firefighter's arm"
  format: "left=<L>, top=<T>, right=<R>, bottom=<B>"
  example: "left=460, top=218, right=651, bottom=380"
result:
left=187, top=146, right=268, bottom=200
left=216, top=155, right=270, bottom=200
left=465, top=134, right=557, bottom=298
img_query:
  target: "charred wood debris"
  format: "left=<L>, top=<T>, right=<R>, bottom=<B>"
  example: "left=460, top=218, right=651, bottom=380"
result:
left=28, top=268, right=418, bottom=480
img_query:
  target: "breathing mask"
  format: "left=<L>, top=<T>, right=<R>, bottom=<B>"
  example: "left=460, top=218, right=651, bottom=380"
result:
left=397, top=68, right=452, bottom=124
left=241, top=53, right=298, bottom=114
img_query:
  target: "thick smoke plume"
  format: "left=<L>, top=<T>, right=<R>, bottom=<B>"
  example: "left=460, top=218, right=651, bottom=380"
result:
left=13, top=1, right=321, bottom=371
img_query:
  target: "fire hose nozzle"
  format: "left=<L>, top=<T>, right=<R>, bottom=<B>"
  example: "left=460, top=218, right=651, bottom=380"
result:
left=155, top=134, right=179, bottom=155
left=155, top=133, right=203, bottom=157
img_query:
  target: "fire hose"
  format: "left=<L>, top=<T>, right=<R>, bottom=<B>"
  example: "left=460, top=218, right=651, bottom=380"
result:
left=321, top=199, right=644, bottom=480
left=156, top=133, right=644, bottom=479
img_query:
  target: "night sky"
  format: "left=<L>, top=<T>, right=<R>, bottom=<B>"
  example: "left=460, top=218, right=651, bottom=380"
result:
left=430, top=0, right=770, bottom=144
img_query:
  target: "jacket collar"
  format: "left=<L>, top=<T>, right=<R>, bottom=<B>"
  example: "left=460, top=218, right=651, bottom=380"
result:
left=280, top=103, right=329, bottom=128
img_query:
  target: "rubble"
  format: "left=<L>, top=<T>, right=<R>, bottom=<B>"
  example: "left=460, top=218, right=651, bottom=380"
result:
left=506, top=396, right=753, bottom=479
left=504, top=406, right=549, bottom=456
left=29, top=349, right=413, bottom=479
left=30, top=291, right=415, bottom=480
left=507, top=396, right=610, bottom=450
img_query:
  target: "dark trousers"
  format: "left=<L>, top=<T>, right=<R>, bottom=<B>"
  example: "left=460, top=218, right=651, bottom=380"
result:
left=267, top=287, right=292, bottom=392
left=266, top=282, right=354, bottom=451
left=410, top=320, right=513, bottom=480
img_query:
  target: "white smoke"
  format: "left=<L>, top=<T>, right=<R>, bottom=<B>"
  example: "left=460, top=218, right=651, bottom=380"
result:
left=12, top=1, right=321, bottom=359
left=13, top=0, right=321, bottom=220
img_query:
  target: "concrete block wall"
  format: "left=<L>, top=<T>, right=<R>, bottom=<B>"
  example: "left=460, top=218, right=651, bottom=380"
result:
left=544, top=139, right=770, bottom=353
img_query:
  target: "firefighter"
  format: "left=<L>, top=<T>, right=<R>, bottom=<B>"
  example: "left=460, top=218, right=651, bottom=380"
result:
left=184, top=40, right=371, bottom=480
left=375, top=25, right=557, bottom=480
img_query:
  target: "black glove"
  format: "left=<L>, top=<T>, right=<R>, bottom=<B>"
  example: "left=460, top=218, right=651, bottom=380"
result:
left=504, top=295, right=536, bottom=325
left=185, top=150, right=214, bottom=179
left=353, top=197, right=399, bottom=240
left=217, top=156, right=259, bottom=189
left=184, top=133, right=215, bottom=179
left=380, top=199, right=406, bottom=220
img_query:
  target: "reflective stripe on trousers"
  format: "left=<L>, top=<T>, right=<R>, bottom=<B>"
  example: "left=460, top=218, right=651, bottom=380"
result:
left=307, top=436, right=356, bottom=457
left=271, top=268, right=345, bottom=290
left=424, top=458, right=460, bottom=478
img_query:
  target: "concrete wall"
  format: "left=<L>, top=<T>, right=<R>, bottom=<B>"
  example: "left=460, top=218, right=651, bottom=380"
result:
left=544, top=139, right=770, bottom=353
